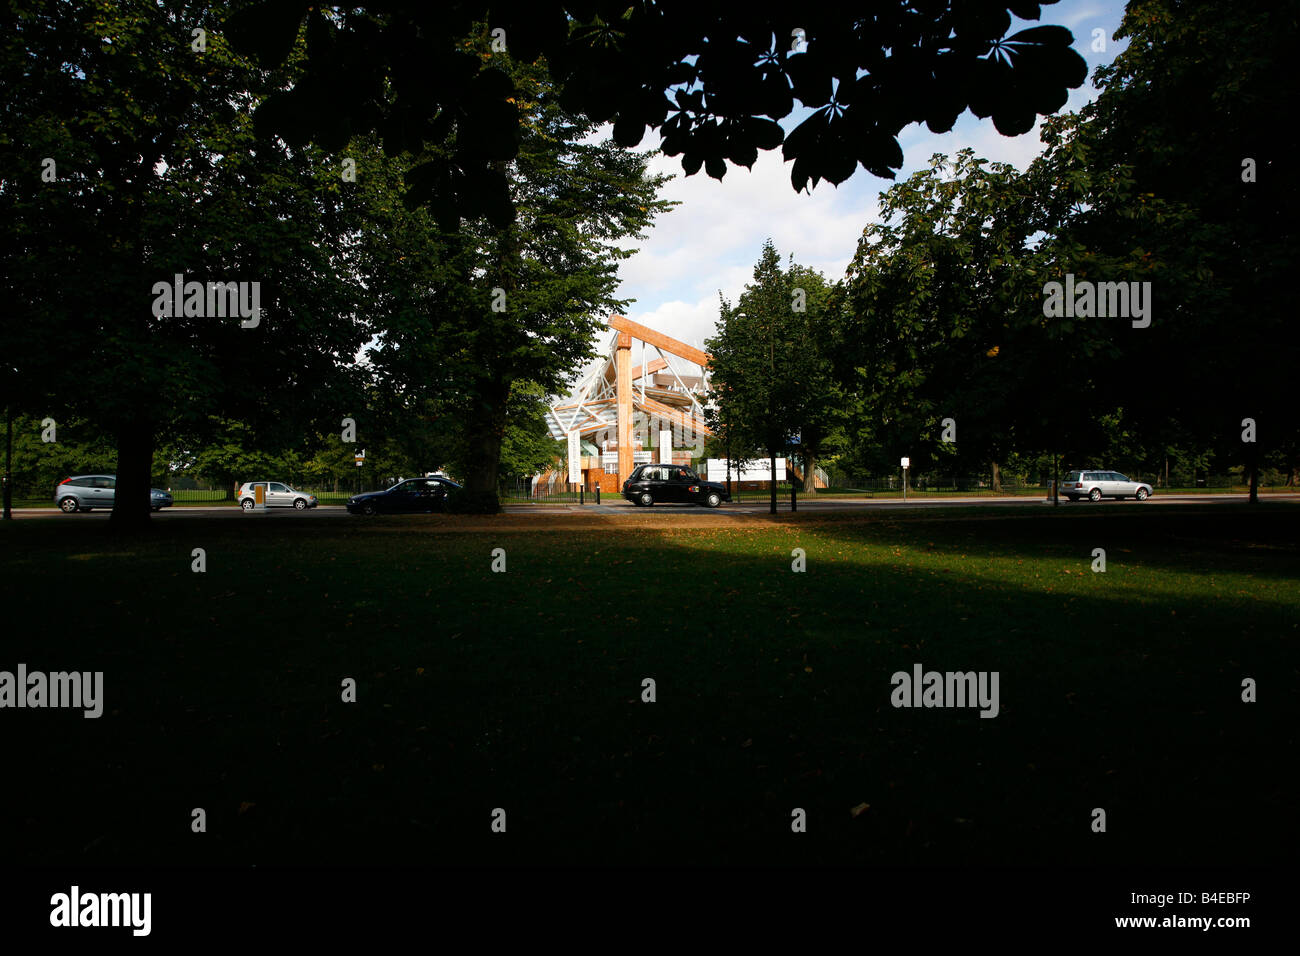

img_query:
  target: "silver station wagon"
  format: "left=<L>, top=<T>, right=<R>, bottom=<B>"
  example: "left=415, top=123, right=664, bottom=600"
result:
left=1062, top=470, right=1153, bottom=502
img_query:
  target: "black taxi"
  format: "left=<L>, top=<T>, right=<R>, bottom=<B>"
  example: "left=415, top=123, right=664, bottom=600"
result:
left=622, top=463, right=730, bottom=508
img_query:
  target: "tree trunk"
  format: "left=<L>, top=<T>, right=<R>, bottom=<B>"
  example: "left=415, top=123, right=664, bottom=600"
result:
left=991, top=460, right=1001, bottom=493
left=110, top=416, right=156, bottom=528
left=460, top=380, right=510, bottom=513
left=802, top=448, right=817, bottom=494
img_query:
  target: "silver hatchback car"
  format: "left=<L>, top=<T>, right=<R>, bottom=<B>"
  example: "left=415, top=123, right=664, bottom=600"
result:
left=237, top=481, right=318, bottom=511
left=1062, top=470, right=1153, bottom=502
left=54, top=475, right=174, bottom=512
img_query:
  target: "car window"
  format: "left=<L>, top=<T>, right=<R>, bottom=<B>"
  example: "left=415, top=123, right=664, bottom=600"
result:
left=270, top=483, right=288, bottom=492
left=1063, top=472, right=1081, bottom=482
left=93, top=477, right=115, bottom=489
left=681, top=468, right=698, bottom=481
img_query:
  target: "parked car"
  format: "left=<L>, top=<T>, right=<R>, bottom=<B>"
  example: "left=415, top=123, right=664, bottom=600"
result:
left=622, top=463, right=730, bottom=507
left=238, top=481, right=319, bottom=511
left=346, top=476, right=461, bottom=514
left=1061, top=470, right=1153, bottom=502
left=54, top=475, right=174, bottom=512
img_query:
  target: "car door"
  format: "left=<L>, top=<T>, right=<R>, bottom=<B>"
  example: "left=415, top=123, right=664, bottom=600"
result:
left=411, top=479, right=438, bottom=512
left=428, top=479, right=451, bottom=511
left=1112, top=473, right=1135, bottom=496
left=94, top=476, right=116, bottom=508
left=658, top=466, right=684, bottom=502
left=674, top=467, right=701, bottom=503
left=385, top=479, right=418, bottom=513
left=649, top=466, right=674, bottom=502
left=267, top=482, right=290, bottom=507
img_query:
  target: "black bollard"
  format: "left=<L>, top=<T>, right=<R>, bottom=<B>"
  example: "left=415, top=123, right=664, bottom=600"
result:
left=791, top=482, right=797, bottom=512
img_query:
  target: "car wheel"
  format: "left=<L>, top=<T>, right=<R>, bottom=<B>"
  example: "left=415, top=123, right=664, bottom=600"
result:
left=705, top=492, right=721, bottom=508
left=1136, top=488, right=1149, bottom=500
left=1088, top=488, right=1102, bottom=501
left=59, top=497, right=79, bottom=513
left=639, top=492, right=654, bottom=507
left=362, top=502, right=377, bottom=516
left=240, top=498, right=255, bottom=512
left=293, top=498, right=307, bottom=510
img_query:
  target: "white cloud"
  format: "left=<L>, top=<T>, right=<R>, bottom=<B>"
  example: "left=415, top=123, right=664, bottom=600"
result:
left=616, top=144, right=878, bottom=320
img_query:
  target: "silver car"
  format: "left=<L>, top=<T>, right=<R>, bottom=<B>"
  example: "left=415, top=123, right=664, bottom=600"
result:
left=1062, top=470, right=1153, bottom=502
left=54, top=475, right=174, bottom=512
left=237, top=481, right=318, bottom=511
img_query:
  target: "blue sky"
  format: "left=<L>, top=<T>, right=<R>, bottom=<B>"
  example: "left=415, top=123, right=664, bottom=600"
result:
left=608, top=0, right=1130, bottom=356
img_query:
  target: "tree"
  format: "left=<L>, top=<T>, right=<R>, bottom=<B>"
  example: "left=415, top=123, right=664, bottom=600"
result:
left=358, top=39, right=673, bottom=512
left=225, top=2, right=1088, bottom=224
left=1014, top=0, right=1300, bottom=502
left=833, top=150, right=1075, bottom=486
left=707, top=241, right=839, bottom=510
left=1, top=1, right=375, bottom=525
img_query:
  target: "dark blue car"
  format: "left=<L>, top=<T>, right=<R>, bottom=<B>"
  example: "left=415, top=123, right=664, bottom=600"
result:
left=346, top=477, right=461, bottom=515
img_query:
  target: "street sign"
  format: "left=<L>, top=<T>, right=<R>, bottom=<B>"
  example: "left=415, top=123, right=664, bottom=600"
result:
left=355, top=448, right=365, bottom=467
left=900, top=457, right=910, bottom=468
left=659, top=430, right=673, bottom=464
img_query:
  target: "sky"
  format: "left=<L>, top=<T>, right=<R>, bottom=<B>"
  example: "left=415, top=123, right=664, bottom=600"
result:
left=604, top=0, right=1130, bottom=362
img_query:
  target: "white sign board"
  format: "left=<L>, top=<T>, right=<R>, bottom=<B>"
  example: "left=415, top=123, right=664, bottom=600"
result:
left=706, top=458, right=785, bottom=483
left=567, top=432, right=581, bottom=485
left=659, top=430, right=673, bottom=464
left=900, top=457, right=910, bottom=468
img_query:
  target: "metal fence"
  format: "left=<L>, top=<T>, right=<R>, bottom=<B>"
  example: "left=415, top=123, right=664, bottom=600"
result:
left=822, top=469, right=1290, bottom=495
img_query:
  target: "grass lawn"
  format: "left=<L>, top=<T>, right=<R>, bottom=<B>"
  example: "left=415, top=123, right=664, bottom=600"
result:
left=1, top=503, right=1295, bottom=866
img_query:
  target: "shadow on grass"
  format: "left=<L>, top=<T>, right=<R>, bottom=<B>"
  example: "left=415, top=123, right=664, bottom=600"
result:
left=0, top=506, right=1295, bottom=866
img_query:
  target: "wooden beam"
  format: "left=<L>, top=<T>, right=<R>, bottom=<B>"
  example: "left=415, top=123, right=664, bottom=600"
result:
left=609, top=314, right=710, bottom=368
left=631, top=357, right=669, bottom=381
left=616, top=332, right=633, bottom=482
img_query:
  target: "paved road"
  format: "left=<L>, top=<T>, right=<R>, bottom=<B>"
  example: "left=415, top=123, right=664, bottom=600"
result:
left=6, top=493, right=1297, bottom=520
